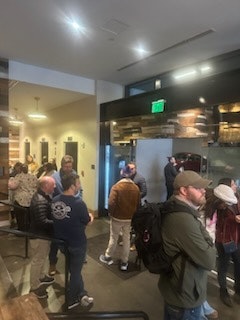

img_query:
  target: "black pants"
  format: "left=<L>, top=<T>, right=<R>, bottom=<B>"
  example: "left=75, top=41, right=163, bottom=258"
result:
left=14, top=201, right=30, bottom=231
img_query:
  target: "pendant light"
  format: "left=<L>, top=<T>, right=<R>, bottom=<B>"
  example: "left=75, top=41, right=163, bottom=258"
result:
left=9, top=108, right=23, bottom=125
left=28, top=97, right=47, bottom=119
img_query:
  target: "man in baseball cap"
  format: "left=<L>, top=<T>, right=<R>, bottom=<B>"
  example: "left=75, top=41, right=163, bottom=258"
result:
left=158, top=171, right=216, bottom=319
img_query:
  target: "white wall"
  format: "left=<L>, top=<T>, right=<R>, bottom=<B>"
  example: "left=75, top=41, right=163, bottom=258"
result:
left=136, top=139, right=173, bottom=203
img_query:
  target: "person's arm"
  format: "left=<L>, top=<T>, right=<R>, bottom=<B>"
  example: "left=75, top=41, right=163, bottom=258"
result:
left=108, top=185, right=118, bottom=215
left=166, top=213, right=216, bottom=271
left=136, top=175, right=147, bottom=198
left=32, top=197, right=53, bottom=230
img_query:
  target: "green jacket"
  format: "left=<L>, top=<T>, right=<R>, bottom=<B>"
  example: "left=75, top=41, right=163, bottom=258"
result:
left=158, top=196, right=216, bottom=308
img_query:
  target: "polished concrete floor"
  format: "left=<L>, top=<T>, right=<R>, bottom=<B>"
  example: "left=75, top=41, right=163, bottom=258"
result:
left=0, top=218, right=239, bottom=320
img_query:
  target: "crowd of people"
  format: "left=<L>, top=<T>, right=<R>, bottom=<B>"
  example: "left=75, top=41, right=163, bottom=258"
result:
left=7, top=153, right=240, bottom=318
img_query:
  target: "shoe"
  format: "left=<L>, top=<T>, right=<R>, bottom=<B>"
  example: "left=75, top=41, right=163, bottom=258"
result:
left=130, top=244, right=136, bottom=251
left=80, top=295, right=94, bottom=307
left=30, top=287, right=48, bottom=299
left=118, top=241, right=123, bottom=246
left=39, top=275, right=55, bottom=286
left=220, top=288, right=233, bottom=307
left=48, top=264, right=57, bottom=276
left=68, top=300, right=80, bottom=310
left=99, top=254, right=113, bottom=265
left=206, top=310, right=219, bottom=319
left=120, top=262, right=128, bottom=271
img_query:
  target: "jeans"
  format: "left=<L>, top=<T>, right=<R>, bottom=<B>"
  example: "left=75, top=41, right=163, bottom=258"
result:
left=216, top=242, right=240, bottom=293
left=61, top=245, right=87, bottom=304
left=164, top=303, right=202, bottom=320
left=200, top=300, right=215, bottom=319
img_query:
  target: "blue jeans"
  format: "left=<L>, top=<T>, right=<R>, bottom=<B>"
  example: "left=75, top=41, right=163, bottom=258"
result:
left=61, top=245, right=87, bottom=303
left=200, top=300, right=215, bottom=319
left=216, top=242, right=240, bottom=293
left=164, top=303, right=202, bottom=320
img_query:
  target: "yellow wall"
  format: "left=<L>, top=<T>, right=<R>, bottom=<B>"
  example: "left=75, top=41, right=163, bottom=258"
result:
left=20, top=96, right=99, bottom=213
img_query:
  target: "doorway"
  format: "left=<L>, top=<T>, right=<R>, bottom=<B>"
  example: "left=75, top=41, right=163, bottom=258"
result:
left=41, top=141, right=49, bottom=163
left=65, top=142, right=78, bottom=172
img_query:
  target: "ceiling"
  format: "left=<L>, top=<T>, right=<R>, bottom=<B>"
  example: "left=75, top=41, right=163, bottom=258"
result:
left=1, top=0, right=240, bottom=122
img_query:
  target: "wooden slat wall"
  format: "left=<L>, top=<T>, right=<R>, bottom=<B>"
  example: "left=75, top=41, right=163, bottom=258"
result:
left=0, top=59, right=9, bottom=225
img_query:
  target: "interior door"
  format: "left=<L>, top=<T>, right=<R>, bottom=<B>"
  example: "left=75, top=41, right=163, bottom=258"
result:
left=65, top=142, right=78, bottom=172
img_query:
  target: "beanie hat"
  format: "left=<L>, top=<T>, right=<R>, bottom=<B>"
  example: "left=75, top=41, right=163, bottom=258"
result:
left=213, top=184, right=238, bottom=205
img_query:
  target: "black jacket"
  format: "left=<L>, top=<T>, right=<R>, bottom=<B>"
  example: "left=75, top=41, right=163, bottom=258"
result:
left=29, top=188, right=53, bottom=237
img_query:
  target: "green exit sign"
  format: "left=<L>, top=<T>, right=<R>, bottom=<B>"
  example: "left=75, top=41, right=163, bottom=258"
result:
left=151, top=99, right=165, bottom=113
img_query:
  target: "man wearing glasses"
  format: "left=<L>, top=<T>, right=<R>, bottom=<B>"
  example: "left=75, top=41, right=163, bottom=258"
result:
left=158, top=170, right=216, bottom=320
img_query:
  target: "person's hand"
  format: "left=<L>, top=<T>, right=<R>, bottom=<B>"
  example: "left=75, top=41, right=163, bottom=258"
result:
left=88, top=212, right=94, bottom=225
left=235, top=215, right=240, bottom=223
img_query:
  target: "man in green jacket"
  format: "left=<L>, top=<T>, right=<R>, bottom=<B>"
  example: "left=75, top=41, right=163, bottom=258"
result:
left=158, top=170, right=216, bottom=320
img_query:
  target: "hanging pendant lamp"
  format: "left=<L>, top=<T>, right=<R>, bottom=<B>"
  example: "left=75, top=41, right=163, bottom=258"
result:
left=28, top=97, right=47, bottom=119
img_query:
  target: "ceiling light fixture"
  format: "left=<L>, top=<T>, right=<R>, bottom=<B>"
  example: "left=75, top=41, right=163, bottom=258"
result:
left=173, top=69, right=197, bottom=80
left=9, top=108, right=23, bottom=126
left=28, top=97, right=47, bottom=120
left=200, top=65, right=211, bottom=73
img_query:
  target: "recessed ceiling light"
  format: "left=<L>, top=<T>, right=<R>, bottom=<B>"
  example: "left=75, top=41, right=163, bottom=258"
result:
left=134, top=45, right=149, bottom=57
left=199, top=97, right=206, bottom=104
left=66, top=18, right=87, bottom=34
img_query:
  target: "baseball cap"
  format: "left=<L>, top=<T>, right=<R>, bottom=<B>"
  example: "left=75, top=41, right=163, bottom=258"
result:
left=173, top=170, right=212, bottom=189
left=214, top=184, right=238, bottom=205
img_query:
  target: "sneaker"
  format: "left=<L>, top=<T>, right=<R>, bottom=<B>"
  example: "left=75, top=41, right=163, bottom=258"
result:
left=30, top=287, right=48, bottom=299
left=220, top=288, right=233, bottom=307
left=130, top=244, right=136, bottom=251
left=80, top=295, right=94, bottom=307
left=39, top=275, right=55, bottom=286
left=206, top=310, right=219, bottom=319
left=120, top=262, right=128, bottom=271
left=68, top=300, right=80, bottom=310
left=99, top=254, right=113, bottom=265
left=48, top=264, right=59, bottom=276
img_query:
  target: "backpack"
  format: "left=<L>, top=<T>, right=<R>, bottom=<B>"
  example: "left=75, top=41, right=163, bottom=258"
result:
left=132, top=200, right=189, bottom=275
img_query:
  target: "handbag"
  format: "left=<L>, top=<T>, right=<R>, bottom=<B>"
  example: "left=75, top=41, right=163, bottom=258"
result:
left=223, top=241, right=238, bottom=253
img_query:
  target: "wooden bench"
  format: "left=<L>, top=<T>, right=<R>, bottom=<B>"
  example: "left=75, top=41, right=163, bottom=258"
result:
left=0, top=293, right=49, bottom=320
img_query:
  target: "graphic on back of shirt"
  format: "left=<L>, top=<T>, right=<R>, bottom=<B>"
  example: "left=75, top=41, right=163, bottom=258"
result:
left=52, top=201, right=71, bottom=219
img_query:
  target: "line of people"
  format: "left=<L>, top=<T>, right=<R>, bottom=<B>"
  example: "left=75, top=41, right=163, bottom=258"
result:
left=9, top=154, right=240, bottom=317
left=9, top=155, right=94, bottom=310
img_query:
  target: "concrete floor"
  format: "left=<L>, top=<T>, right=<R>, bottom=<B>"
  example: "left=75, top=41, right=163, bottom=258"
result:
left=0, top=218, right=239, bottom=319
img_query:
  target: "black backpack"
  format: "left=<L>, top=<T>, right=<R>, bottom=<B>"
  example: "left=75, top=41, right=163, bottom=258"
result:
left=132, top=200, right=190, bottom=275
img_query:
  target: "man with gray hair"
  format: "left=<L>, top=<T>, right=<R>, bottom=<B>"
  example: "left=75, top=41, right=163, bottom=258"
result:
left=158, top=170, right=216, bottom=320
